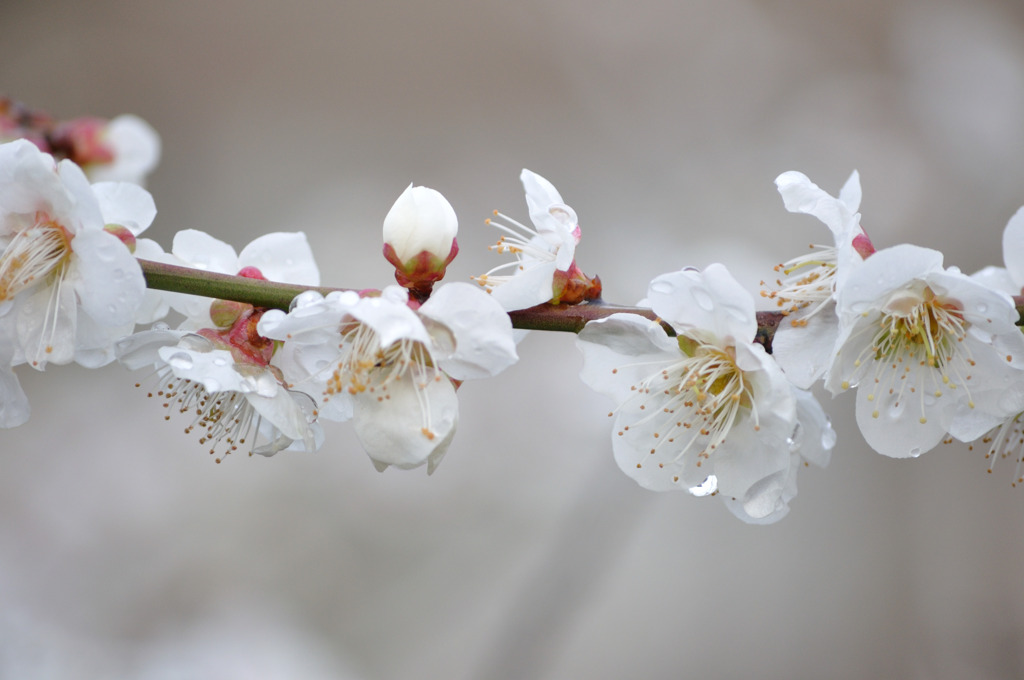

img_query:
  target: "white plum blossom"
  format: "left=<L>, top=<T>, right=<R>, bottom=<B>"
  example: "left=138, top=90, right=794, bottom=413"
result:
left=767, top=170, right=873, bottom=388
left=117, top=327, right=321, bottom=461
left=0, top=139, right=155, bottom=372
left=963, top=207, right=1024, bottom=482
left=829, top=243, right=1024, bottom=458
left=258, top=283, right=517, bottom=473
left=475, top=169, right=589, bottom=310
left=578, top=264, right=831, bottom=522
left=50, top=114, right=161, bottom=186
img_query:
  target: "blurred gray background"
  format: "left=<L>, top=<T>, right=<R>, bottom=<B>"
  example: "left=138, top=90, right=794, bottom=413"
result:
left=3, top=0, right=1024, bottom=677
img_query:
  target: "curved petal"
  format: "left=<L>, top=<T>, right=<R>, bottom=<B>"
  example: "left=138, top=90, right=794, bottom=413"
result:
left=419, top=282, right=517, bottom=380
left=521, top=169, right=565, bottom=223
left=838, top=170, right=862, bottom=213
left=647, top=264, right=755, bottom=343
left=1003, top=206, right=1024, bottom=288
left=16, top=277, right=77, bottom=368
left=245, top=389, right=314, bottom=444
left=91, top=181, right=157, bottom=235
left=770, top=305, right=839, bottom=389
left=775, top=170, right=857, bottom=242
left=70, top=228, right=146, bottom=326
left=238, top=232, right=321, bottom=286
left=0, top=365, right=30, bottom=428
left=350, top=287, right=429, bottom=349
left=836, top=244, right=944, bottom=321
left=171, top=229, right=239, bottom=274
left=577, top=313, right=679, bottom=403
left=853, top=364, right=953, bottom=458
left=488, top=260, right=560, bottom=312
left=352, top=371, right=458, bottom=471
left=89, top=114, right=161, bottom=184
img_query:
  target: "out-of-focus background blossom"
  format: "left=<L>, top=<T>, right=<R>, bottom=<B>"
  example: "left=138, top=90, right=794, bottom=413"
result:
left=3, top=0, right=1024, bottom=677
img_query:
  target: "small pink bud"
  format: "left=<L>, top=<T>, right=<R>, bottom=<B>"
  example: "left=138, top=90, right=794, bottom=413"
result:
left=852, top=232, right=876, bottom=259
left=237, top=266, right=267, bottom=280
left=49, top=117, right=115, bottom=167
left=209, top=298, right=251, bottom=328
left=103, top=223, right=137, bottom=253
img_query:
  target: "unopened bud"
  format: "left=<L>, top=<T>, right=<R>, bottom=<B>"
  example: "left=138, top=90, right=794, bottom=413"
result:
left=382, top=184, right=459, bottom=300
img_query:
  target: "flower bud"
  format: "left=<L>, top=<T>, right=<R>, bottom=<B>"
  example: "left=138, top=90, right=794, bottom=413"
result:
left=382, top=184, right=459, bottom=300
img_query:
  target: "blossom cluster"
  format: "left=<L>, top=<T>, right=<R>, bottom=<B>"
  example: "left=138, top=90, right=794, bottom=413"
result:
left=3, top=99, right=1024, bottom=524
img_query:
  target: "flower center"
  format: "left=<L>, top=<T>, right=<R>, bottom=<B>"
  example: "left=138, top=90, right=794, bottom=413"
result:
left=761, top=244, right=837, bottom=326
left=873, top=287, right=963, bottom=368
left=0, top=214, right=72, bottom=301
left=844, top=285, right=978, bottom=424
left=620, top=335, right=759, bottom=475
left=326, top=321, right=444, bottom=440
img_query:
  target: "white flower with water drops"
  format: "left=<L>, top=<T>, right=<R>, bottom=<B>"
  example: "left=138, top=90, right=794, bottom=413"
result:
left=258, top=283, right=517, bottom=473
left=829, top=243, right=1024, bottom=458
left=474, top=169, right=599, bottom=311
left=767, top=170, right=874, bottom=389
left=117, top=327, right=321, bottom=461
left=0, top=139, right=155, bottom=371
left=577, top=264, right=821, bottom=522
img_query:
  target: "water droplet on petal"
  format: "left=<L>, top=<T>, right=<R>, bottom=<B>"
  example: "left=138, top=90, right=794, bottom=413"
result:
left=212, top=356, right=228, bottom=366
left=820, top=425, right=837, bottom=450
left=203, top=377, right=221, bottom=392
left=909, top=446, right=922, bottom=457
left=787, top=421, right=804, bottom=452
left=166, top=352, right=193, bottom=370
left=649, top=280, right=674, bottom=295
left=977, top=302, right=988, bottom=314
left=152, top=322, right=170, bottom=331
left=691, top=288, right=714, bottom=312
left=688, top=475, right=718, bottom=496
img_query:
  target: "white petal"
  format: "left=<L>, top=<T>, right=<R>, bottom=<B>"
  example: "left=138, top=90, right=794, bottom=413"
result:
left=577, top=314, right=679, bottom=403
left=350, top=288, right=430, bottom=349
left=0, top=364, right=30, bottom=428
left=245, top=389, right=314, bottom=443
left=171, top=229, right=239, bottom=274
left=91, top=182, right=157, bottom=235
left=521, top=169, right=565, bottom=222
left=836, top=244, right=944, bottom=322
left=352, top=372, right=458, bottom=471
left=71, top=228, right=146, bottom=326
left=775, top=170, right=857, bottom=241
left=115, top=328, right=186, bottom=370
left=54, top=159, right=104, bottom=233
left=791, top=388, right=835, bottom=468
left=853, top=364, right=952, bottom=458
left=838, top=170, right=862, bottom=213
left=419, top=282, right=517, bottom=380
left=1003, top=206, right=1024, bottom=288
left=712, top=423, right=792, bottom=500
left=971, top=265, right=1020, bottom=296
left=238, top=232, right=321, bottom=286
left=770, top=306, right=840, bottom=389
left=16, top=278, right=77, bottom=368
left=647, top=264, right=755, bottom=343
left=488, top=260, right=559, bottom=311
